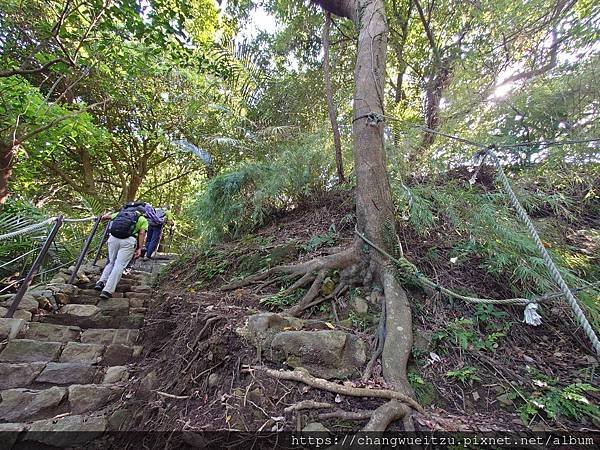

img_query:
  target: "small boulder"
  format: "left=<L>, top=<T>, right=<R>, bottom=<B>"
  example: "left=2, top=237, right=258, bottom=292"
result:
left=103, top=366, right=129, bottom=384
left=302, top=422, right=330, bottom=433
left=13, top=309, right=32, bottom=321
left=0, top=318, right=25, bottom=340
left=0, top=293, right=38, bottom=312
left=351, top=296, right=369, bottom=314
left=68, top=384, right=123, bottom=414
left=270, top=330, right=366, bottom=379
left=238, top=312, right=304, bottom=350
left=59, top=304, right=99, bottom=316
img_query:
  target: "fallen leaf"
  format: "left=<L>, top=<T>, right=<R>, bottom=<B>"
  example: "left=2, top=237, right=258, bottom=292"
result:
left=334, top=394, right=342, bottom=403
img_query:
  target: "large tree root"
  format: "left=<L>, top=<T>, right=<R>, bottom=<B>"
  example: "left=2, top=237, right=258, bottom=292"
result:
left=230, top=239, right=419, bottom=431
left=251, top=366, right=423, bottom=413
left=363, top=400, right=413, bottom=431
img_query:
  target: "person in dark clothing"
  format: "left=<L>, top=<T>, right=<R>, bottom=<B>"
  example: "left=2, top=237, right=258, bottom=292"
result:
left=143, top=205, right=168, bottom=259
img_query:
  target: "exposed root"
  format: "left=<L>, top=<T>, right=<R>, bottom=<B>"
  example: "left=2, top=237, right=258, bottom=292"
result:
left=286, top=269, right=327, bottom=317
left=381, top=269, right=414, bottom=398
left=318, top=410, right=373, bottom=421
left=250, top=366, right=423, bottom=413
left=284, top=400, right=334, bottom=413
left=362, top=400, right=410, bottom=431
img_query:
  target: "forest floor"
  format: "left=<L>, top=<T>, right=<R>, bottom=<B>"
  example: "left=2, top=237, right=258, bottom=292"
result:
left=112, top=182, right=599, bottom=447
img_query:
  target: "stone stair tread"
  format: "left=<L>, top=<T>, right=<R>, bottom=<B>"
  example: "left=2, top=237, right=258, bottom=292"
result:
left=36, top=362, right=99, bottom=385
left=25, top=414, right=107, bottom=447
left=20, top=322, right=81, bottom=342
left=0, top=339, right=63, bottom=363
left=0, top=386, right=67, bottom=422
left=40, top=313, right=144, bottom=329
left=0, top=362, right=46, bottom=389
left=81, top=328, right=139, bottom=345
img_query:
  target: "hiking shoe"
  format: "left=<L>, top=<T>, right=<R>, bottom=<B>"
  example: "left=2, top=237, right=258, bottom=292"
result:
left=99, top=290, right=112, bottom=299
left=94, top=281, right=105, bottom=291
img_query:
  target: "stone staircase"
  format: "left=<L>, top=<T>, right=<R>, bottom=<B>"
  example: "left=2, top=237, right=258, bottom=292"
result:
left=0, top=263, right=160, bottom=446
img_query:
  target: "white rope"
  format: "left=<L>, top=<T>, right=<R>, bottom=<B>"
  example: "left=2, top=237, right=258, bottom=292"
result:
left=63, top=216, right=97, bottom=223
left=0, top=217, right=57, bottom=241
left=484, top=147, right=600, bottom=355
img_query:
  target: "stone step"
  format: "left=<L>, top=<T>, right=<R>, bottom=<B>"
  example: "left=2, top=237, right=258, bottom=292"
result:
left=0, top=338, right=141, bottom=367
left=78, top=289, right=124, bottom=298
left=20, top=322, right=81, bottom=342
left=81, top=328, right=139, bottom=346
left=40, top=313, right=144, bottom=329
left=0, top=384, right=124, bottom=423
left=24, top=414, right=107, bottom=446
left=0, top=362, right=130, bottom=389
left=0, top=339, right=63, bottom=363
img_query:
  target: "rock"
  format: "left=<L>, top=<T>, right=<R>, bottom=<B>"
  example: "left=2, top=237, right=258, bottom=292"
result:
left=0, top=318, right=25, bottom=340
left=351, top=296, right=369, bottom=314
left=132, top=345, right=143, bottom=359
left=208, top=373, right=220, bottom=388
left=0, top=293, right=38, bottom=312
left=103, top=366, right=129, bottom=383
left=0, top=339, right=62, bottom=363
left=129, top=298, right=145, bottom=308
left=139, top=370, right=157, bottom=393
left=0, top=306, right=7, bottom=316
left=59, top=304, right=100, bottom=316
left=0, top=362, right=46, bottom=389
left=303, top=422, right=330, bottom=433
left=102, top=344, right=133, bottom=366
left=81, top=328, right=139, bottom=345
left=36, top=363, right=98, bottom=385
left=497, top=393, right=514, bottom=406
left=124, top=292, right=150, bottom=300
left=130, top=307, right=147, bottom=315
left=0, top=423, right=26, bottom=447
left=239, top=312, right=304, bottom=349
left=68, top=384, right=123, bottom=414
left=97, top=298, right=129, bottom=317
left=108, top=408, right=131, bottom=430
left=0, top=387, right=67, bottom=421
left=412, top=331, right=432, bottom=354
left=59, top=342, right=104, bottom=364
left=129, top=285, right=152, bottom=294
left=270, top=330, right=366, bottom=379
left=47, top=283, right=79, bottom=296
left=269, top=244, right=298, bottom=266
left=13, top=309, right=32, bottom=321
left=25, top=414, right=107, bottom=446
left=49, top=275, right=68, bottom=284
left=21, top=322, right=81, bottom=342
left=54, top=292, right=69, bottom=305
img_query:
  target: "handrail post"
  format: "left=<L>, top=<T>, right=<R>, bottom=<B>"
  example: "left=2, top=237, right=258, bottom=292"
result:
left=68, top=216, right=102, bottom=284
left=5, top=216, right=64, bottom=318
left=92, top=222, right=110, bottom=266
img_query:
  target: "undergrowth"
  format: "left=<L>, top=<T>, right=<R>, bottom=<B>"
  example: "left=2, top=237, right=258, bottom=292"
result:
left=192, top=132, right=334, bottom=241
left=392, top=172, right=600, bottom=328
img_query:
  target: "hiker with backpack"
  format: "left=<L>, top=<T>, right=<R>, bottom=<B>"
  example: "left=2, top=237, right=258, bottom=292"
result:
left=94, top=202, right=149, bottom=299
left=143, top=204, right=169, bottom=259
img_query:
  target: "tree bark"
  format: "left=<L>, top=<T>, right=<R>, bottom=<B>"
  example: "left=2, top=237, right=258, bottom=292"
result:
left=322, top=12, right=345, bottom=183
left=0, top=142, right=15, bottom=204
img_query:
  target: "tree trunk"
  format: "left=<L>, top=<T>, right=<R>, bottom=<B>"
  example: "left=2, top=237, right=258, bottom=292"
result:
left=419, top=57, right=452, bottom=153
left=0, top=141, right=15, bottom=204
left=322, top=12, right=345, bottom=183
left=314, top=0, right=413, bottom=400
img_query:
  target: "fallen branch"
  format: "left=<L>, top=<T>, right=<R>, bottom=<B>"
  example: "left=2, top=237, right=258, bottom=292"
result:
left=284, top=400, right=334, bottom=413
left=156, top=391, right=190, bottom=400
left=251, top=366, right=423, bottom=413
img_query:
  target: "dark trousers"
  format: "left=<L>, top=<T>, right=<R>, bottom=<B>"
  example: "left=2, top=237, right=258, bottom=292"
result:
left=145, top=224, right=163, bottom=258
